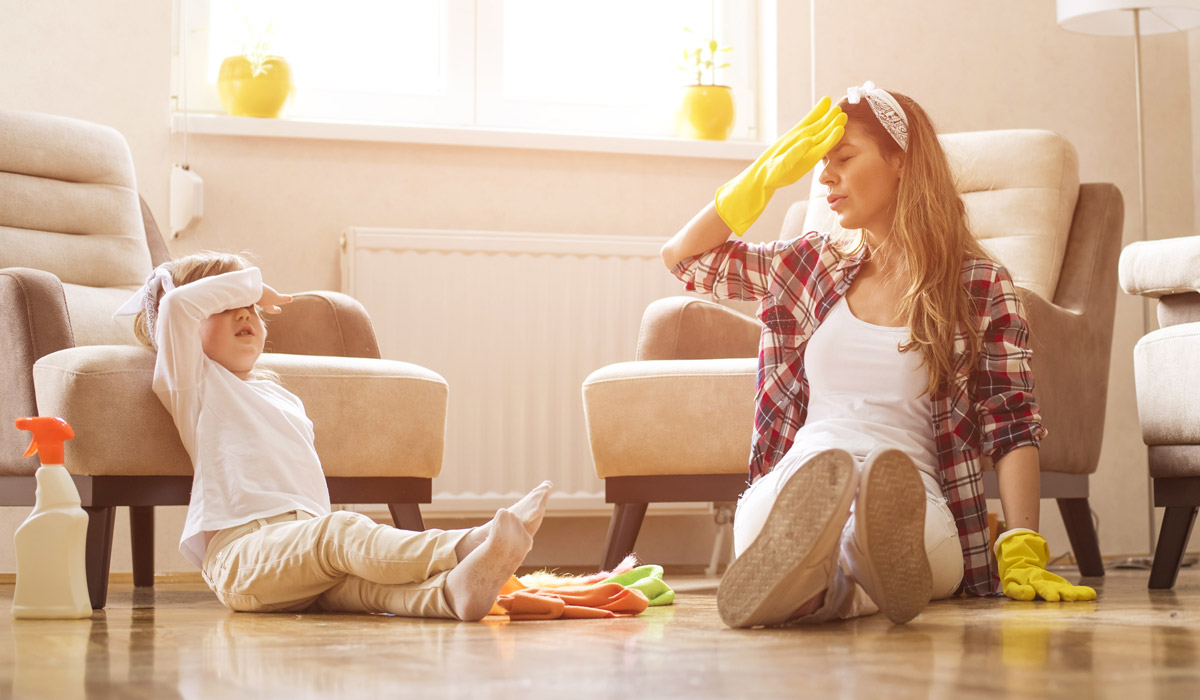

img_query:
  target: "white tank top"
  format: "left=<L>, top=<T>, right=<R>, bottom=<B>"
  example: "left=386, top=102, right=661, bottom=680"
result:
left=797, top=296, right=940, bottom=490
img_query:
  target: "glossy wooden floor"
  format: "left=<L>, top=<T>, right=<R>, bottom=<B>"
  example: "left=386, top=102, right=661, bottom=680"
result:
left=1, top=568, right=1198, bottom=699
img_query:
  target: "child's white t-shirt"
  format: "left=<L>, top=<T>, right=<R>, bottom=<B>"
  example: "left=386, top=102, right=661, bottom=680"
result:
left=797, top=295, right=941, bottom=492
left=153, top=267, right=332, bottom=567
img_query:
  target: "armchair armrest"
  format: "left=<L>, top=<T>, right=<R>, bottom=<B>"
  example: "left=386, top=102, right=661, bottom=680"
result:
left=636, top=296, right=762, bottom=361
left=1020, top=290, right=1108, bottom=475
left=1119, top=236, right=1200, bottom=327
left=265, top=291, right=381, bottom=359
left=0, top=268, right=75, bottom=475
left=1017, top=181, right=1122, bottom=477
left=582, top=359, right=757, bottom=478
left=1119, top=236, right=1200, bottom=299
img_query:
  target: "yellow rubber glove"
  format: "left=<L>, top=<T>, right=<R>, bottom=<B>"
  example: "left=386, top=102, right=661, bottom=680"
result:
left=995, top=529, right=1097, bottom=602
left=714, top=96, right=847, bottom=236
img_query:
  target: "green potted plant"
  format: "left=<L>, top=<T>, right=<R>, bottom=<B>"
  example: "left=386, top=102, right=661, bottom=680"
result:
left=216, top=7, right=293, bottom=118
left=676, top=31, right=734, bottom=140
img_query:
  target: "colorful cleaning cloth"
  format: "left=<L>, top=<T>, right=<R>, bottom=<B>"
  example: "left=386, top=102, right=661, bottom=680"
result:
left=487, top=556, right=674, bottom=619
left=493, top=581, right=649, bottom=621
left=517, top=554, right=639, bottom=587
left=513, top=555, right=675, bottom=607
left=601, top=564, right=674, bottom=606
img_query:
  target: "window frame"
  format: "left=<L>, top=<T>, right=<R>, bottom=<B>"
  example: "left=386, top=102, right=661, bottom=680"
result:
left=177, top=0, right=760, bottom=140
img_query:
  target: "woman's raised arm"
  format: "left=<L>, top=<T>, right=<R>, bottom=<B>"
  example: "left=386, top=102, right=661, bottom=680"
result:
left=663, top=97, right=844, bottom=271
left=660, top=201, right=732, bottom=270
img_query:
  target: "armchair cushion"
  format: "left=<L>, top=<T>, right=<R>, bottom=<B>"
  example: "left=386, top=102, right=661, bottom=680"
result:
left=1119, top=236, right=1200, bottom=299
left=62, top=283, right=141, bottom=346
left=1145, top=446, right=1200, bottom=479
left=583, top=359, right=757, bottom=478
left=1133, top=323, right=1200, bottom=447
left=32, top=347, right=447, bottom=479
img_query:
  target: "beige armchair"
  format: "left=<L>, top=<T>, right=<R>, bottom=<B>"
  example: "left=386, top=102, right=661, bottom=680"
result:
left=584, top=130, right=1123, bottom=574
left=1119, top=236, right=1200, bottom=589
left=0, top=108, right=448, bottom=609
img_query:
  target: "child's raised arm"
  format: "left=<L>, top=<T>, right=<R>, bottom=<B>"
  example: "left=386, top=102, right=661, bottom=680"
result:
left=153, top=267, right=264, bottom=397
left=259, top=284, right=292, bottom=315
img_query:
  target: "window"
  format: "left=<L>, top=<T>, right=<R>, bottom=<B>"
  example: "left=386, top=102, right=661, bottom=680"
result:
left=182, top=0, right=475, bottom=124
left=179, top=0, right=758, bottom=138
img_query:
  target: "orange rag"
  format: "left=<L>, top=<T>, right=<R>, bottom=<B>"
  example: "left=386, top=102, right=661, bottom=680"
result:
left=490, top=578, right=649, bottom=620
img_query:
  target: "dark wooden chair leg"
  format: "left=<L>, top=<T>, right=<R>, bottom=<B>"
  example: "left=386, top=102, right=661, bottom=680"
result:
left=1149, top=505, right=1198, bottom=590
left=388, top=503, right=425, bottom=532
left=1057, top=497, right=1105, bottom=577
left=601, top=502, right=648, bottom=571
left=129, top=506, right=155, bottom=588
left=83, top=506, right=116, bottom=610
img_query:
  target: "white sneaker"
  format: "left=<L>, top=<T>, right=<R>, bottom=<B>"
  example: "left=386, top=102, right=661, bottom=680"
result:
left=717, top=449, right=857, bottom=628
left=843, top=448, right=932, bottom=624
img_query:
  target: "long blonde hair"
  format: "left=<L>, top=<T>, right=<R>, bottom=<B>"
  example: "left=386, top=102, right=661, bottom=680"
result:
left=135, top=251, right=280, bottom=382
left=834, top=91, right=994, bottom=395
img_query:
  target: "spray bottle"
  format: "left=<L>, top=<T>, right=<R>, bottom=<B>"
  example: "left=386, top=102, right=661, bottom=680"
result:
left=11, top=417, right=92, bottom=619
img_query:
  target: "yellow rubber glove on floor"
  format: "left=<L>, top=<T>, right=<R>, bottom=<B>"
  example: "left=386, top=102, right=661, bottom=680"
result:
left=714, top=96, right=847, bottom=236
left=995, top=529, right=1097, bottom=602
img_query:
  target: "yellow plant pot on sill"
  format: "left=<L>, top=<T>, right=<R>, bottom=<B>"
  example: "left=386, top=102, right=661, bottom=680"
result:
left=676, top=85, right=736, bottom=141
left=217, top=55, right=293, bottom=118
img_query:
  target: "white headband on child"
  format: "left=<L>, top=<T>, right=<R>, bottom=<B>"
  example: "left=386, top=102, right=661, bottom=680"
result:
left=113, top=263, right=176, bottom=349
left=846, top=80, right=909, bottom=151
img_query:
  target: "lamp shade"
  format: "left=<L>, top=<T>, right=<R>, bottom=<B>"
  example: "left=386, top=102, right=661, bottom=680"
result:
left=1057, top=1, right=1200, bottom=34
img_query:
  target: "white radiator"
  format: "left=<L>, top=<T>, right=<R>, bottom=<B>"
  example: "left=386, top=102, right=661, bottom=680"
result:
left=340, top=227, right=698, bottom=517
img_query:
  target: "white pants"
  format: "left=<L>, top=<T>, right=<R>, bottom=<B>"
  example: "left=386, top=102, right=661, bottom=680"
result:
left=733, top=444, right=964, bottom=622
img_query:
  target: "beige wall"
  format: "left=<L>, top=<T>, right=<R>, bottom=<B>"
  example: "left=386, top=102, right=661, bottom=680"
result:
left=1194, top=28, right=1200, bottom=233
left=1, top=0, right=1198, bottom=575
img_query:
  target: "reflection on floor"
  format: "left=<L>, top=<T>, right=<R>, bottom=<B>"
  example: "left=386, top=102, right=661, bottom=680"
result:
left=1, top=568, right=1198, bottom=698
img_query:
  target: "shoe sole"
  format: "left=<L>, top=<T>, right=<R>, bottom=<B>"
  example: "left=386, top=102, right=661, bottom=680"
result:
left=717, top=449, right=856, bottom=628
left=856, top=449, right=932, bottom=624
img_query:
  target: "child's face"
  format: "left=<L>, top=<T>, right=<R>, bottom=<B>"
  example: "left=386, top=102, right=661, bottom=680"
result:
left=200, top=305, right=265, bottom=379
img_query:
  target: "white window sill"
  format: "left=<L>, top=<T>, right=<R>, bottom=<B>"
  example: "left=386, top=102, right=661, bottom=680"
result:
left=170, top=113, right=765, bottom=160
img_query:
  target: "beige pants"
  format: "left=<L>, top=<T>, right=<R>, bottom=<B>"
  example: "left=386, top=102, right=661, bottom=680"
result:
left=201, top=510, right=468, bottom=618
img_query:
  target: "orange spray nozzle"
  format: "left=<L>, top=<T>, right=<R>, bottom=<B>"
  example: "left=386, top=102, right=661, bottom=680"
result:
left=15, top=417, right=74, bottom=465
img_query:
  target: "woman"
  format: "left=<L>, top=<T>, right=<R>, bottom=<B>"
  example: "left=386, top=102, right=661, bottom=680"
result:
left=661, top=83, right=1095, bottom=628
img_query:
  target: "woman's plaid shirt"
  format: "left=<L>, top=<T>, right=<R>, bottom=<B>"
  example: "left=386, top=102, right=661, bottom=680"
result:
left=672, top=232, right=1047, bottom=596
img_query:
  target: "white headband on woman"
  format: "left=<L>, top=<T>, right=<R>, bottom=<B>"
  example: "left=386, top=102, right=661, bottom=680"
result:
left=846, top=80, right=909, bottom=151
left=113, top=263, right=176, bottom=349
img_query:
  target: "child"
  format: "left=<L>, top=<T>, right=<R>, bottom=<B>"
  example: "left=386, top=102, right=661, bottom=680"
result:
left=115, top=251, right=552, bottom=620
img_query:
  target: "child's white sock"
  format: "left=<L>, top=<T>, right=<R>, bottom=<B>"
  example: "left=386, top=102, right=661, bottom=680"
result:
left=445, top=509, right=532, bottom=621
left=453, top=481, right=553, bottom=561
left=509, top=480, right=553, bottom=537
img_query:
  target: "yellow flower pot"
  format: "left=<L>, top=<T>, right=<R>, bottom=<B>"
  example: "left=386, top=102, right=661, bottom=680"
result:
left=217, top=55, right=293, bottom=118
left=676, top=85, right=736, bottom=141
